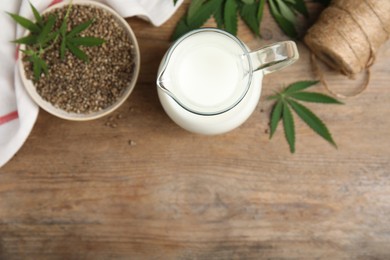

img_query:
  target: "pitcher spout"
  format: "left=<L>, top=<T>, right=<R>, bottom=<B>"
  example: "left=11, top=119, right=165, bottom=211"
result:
left=156, top=62, right=173, bottom=95
left=157, top=74, right=167, bottom=92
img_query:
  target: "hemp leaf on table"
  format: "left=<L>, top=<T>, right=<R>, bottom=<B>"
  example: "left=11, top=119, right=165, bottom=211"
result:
left=268, top=81, right=343, bottom=153
left=268, top=0, right=308, bottom=38
left=313, top=0, right=331, bottom=5
left=8, top=1, right=104, bottom=81
left=172, top=0, right=311, bottom=40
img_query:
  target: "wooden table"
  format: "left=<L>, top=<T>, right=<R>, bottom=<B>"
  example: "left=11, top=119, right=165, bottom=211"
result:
left=1, top=2, right=390, bottom=259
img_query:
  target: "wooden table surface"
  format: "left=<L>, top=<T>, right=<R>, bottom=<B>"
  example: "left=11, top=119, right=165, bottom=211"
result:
left=1, top=2, right=390, bottom=259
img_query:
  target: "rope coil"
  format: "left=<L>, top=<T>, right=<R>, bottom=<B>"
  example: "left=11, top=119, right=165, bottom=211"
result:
left=304, top=0, right=390, bottom=97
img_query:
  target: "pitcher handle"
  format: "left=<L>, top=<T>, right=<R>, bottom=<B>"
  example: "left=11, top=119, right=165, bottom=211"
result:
left=249, top=41, right=299, bottom=75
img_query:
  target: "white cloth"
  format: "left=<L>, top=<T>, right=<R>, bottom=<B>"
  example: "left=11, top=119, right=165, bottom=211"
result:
left=0, top=0, right=183, bottom=168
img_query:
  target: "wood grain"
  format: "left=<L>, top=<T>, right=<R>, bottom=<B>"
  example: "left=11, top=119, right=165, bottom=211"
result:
left=1, top=2, right=390, bottom=259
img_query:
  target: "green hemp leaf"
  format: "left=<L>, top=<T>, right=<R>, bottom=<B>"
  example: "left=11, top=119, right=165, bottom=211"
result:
left=8, top=1, right=104, bottom=81
left=268, top=81, right=343, bottom=153
left=171, top=0, right=309, bottom=40
left=268, top=0, right=308, bottom=38
left=59, top=19, right=104, bottom=62
left=8, top=4, right=56, bottom=81
left=313, top=0, right=331, bottom=6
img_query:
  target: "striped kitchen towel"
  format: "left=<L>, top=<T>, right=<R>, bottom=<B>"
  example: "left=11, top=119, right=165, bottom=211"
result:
left=0, top=0, right=183, bottom=168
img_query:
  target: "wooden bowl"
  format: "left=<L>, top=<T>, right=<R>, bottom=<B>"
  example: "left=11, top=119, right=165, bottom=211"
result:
left=18, top=0, right=140, bottom=121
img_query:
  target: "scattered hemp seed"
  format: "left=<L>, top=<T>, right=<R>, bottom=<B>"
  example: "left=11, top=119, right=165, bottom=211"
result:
left=23, top=4, right=136, bottom=114
left=104, top=113, right=124, bottom=127
left=104, top=120, right=117, bottom=128
left=128, top=140, right=136, bottom=146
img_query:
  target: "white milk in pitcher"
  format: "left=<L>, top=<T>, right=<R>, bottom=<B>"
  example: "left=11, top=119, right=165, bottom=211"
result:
left=162, top=31, right=250, bottom=114
left=158, top=28, right=298, bottom=135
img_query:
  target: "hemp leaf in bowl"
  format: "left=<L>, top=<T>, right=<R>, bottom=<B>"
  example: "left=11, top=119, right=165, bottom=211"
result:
left=8, top=1, right=104, bottom=81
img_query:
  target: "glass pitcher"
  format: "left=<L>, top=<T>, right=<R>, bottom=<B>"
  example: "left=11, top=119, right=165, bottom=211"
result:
left=157, top=28, right=299, bottom=135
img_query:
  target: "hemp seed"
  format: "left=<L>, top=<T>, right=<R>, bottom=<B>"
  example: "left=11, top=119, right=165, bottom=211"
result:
left=23, top=4, right=136, bottom=114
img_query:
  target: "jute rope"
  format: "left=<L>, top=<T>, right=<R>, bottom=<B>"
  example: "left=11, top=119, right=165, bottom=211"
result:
left=304, top=0, right=390, bottom=98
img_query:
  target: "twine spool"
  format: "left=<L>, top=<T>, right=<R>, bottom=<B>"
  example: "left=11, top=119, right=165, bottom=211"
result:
left=304, top=0, right=390, bottom=97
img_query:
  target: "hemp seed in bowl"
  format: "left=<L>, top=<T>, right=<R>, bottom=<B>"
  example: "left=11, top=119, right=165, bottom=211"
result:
left=19, top=1, right=140, bottom=120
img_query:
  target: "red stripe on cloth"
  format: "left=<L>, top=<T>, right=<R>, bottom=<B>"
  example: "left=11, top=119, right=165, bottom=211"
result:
left=15, top=45, right=20, bottom=60
left=49, top=0, right=63, bottom=7
left=0, top=111, right=19, bottom=126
